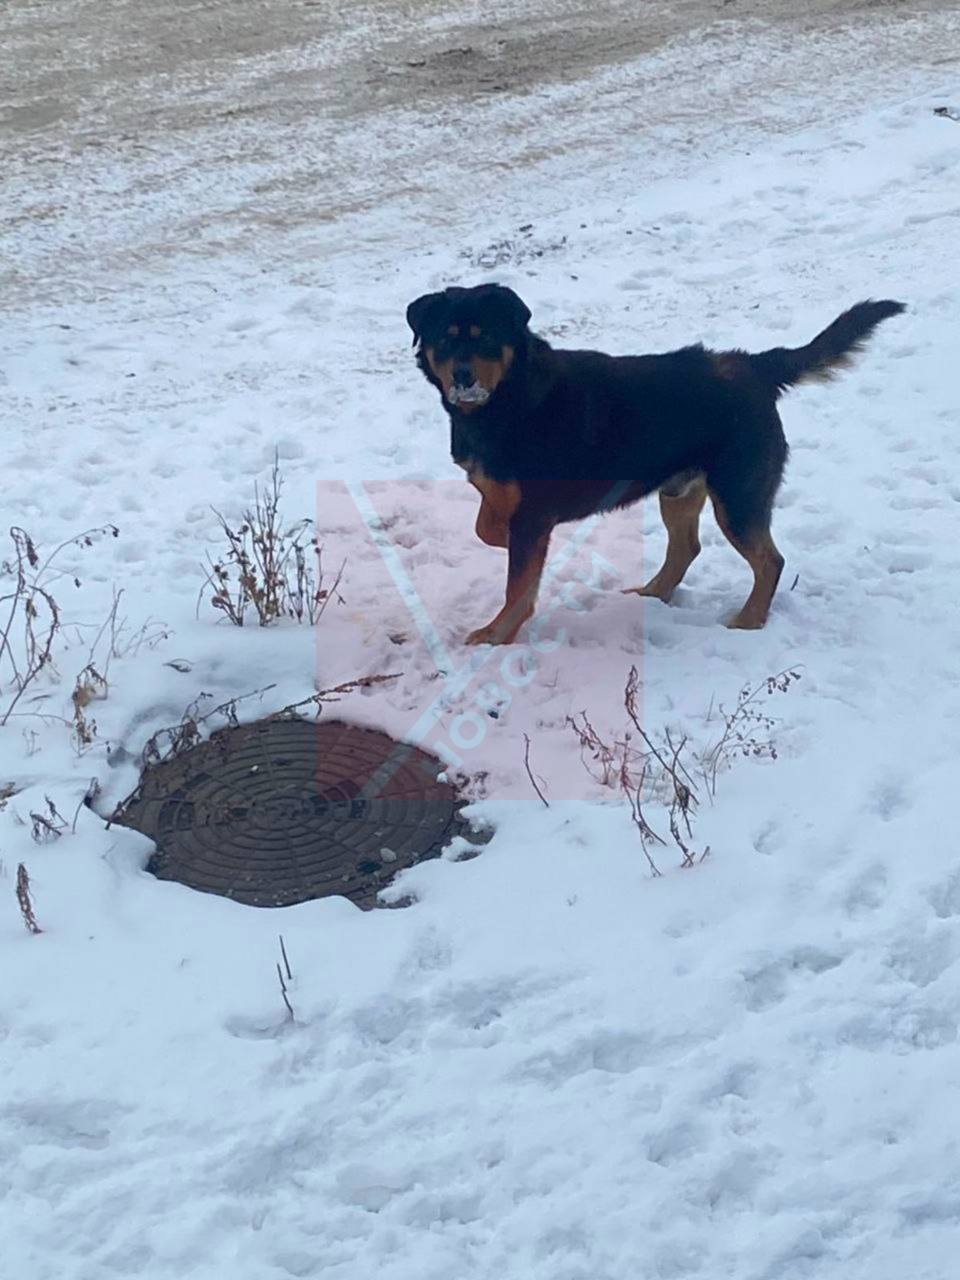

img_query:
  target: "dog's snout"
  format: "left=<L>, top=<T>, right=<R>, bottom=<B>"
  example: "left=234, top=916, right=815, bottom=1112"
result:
left=453, top=361, right=476, bottom=388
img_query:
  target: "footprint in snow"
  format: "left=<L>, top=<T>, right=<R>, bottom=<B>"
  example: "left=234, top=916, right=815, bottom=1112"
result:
left=752, top=818, right=780, bottom=856
left=224, top=315, right=261, bottom=333
left=889, top=493, right=943, bottom=511
left=700, top=1060, right=758, bottom=1105
left=741, top=946, right=843, bottom=1012
left=898, top=1191, right=960, bottom=1229
left=886, top=928, right=958, bottom=989
left=865, top=775, right=912, bottom=822
left=884, top=549, right=934, bottom=574
left=782, top=518, right=845, bottom=549
left=398, top=924, right=454, bottom=977
left=333, top=1162, right=413, bottom=1212
left=2, top=1097, right=120, bottom=1149
left=841, top=863, right=888, bottom=918
left=928, top=867, right=960, bottom=920
left=224, top=1012, right=295, bottom=1041
left=841, top=1004, right=957, bottom=1053
left=515, top=1027, right=703, bottom=1087
left=645, top=1118, right=708, bottom=1167
left=274, top=1249, right=323, bottom=1278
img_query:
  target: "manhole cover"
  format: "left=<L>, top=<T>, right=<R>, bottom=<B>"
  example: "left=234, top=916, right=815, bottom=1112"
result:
left=112, top=718, right=473, bottom=909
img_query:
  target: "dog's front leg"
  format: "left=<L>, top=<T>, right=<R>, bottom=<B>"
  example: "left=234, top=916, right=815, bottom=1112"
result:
left=465, top=511, right=553, bottom=646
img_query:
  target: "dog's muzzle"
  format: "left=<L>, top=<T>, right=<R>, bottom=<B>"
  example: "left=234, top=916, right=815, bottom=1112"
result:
left=447, top=383, right=490, bottom=406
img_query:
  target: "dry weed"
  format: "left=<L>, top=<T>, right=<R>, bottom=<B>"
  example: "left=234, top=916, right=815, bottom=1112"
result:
left=201, top=457, right=344, bottom=627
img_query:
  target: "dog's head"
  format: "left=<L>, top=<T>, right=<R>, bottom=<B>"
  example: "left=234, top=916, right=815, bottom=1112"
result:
left=406, top=284, right=531, bottom=412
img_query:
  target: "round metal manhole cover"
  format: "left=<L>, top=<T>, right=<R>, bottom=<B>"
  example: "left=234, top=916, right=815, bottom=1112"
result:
left=112, top=718, right=474, bottom=909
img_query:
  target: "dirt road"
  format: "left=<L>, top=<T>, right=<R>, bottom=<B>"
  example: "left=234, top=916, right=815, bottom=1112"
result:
left=3, top=0, right=959, bottom=302
left=3, top=0, right=954, bottom=136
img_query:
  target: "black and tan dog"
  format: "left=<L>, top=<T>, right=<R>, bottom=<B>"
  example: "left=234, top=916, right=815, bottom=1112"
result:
left=407, top=284, right=904, bottom=645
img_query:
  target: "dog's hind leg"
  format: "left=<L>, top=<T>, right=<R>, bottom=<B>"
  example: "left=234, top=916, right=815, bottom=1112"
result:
left=623, top=473, right=707, bottom=603
left=709, top=492, right=784, bottom=630
left=706, top=414, right=787, bottom=629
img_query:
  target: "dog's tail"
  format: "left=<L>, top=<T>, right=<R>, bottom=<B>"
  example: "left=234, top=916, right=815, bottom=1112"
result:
left=749, top=300, right=906, bottom=397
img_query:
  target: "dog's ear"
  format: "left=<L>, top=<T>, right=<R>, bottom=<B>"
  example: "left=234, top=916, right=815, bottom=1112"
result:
left=406, top=291, right=445, bottom=345
left=481, top=284, right=532, bottom=331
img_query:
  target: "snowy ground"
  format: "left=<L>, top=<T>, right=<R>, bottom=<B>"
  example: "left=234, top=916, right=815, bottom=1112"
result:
left=3, top=3, right=960, bottom=1278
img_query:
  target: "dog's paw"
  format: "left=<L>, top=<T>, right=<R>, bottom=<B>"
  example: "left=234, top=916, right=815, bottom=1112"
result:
left=464, top=624, right=503, bottom=646
left=726, top=611, right=767, bottom=631
left=621, top=583, right=674, bottom=603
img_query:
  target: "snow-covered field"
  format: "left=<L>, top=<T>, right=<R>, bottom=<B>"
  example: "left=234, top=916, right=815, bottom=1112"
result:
left=3, top=5, right=960, bottom=1277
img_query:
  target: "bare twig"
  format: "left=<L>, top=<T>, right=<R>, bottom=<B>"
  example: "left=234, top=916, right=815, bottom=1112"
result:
left=30, top=796, right=69, bottom=844
left=275, top=673, right=401, bottom=722
left=73, top=779, right=101, bottom=832
left=279, top=934, right=293, bottom=981
left=621, top=759, right=664, bottom=877
left=72, top=587, right=170, bottom=674
left=139, top=685, right=277, bottom=767
left=132, top=673, right=402, bottom=774
left=566, top=709, right=640, bottom=787
left=522, top=733, right=550, bottom=807
left=276, top=963, right=294, bottom=1020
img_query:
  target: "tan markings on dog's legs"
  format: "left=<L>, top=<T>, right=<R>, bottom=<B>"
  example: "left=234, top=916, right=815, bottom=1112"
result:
left=623, top=475, right=707, bottom=602
left=475, top=499, right=510, bottom=548
left=465, top=525, right=551, bottom=646
left=470, top=469, right=521, bottom=549
left=710, top=493, right=784, bottom=630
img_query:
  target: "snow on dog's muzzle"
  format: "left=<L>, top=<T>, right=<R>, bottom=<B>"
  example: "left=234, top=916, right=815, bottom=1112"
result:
left=447, top=383, right=490, bottom=406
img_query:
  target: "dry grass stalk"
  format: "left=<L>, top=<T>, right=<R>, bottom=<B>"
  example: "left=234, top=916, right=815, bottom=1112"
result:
left=16, top=863, right=42, bottom=934
left=1, top=523, right=119, bottom=726
left=620, top=758, right=665, bottom=877
left=137, top=673, right=401, bottom=771
left=566, top=709, right=640, bottom=788
left=30, top=796, right=69, bottom=844
left=71, top=587, right=170, bottom=675
left=568, top=664, right=795, bottom=872
left=522, top=733, right=550, bottom=808
left=202, top=456, right=344, bottom=627
left=699, top=668, right=801, bottom=797
left=71, top=663, right=108, bottom=751
left=623, top=668, right=704, bottom=869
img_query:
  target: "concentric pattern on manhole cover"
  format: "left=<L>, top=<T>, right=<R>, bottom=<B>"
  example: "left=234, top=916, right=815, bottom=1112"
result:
left=113, top=719, right=470, bottom=909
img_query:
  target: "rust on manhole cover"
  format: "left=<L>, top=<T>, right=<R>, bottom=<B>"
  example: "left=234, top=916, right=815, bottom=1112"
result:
left=111, top=718, right=476, bottom=909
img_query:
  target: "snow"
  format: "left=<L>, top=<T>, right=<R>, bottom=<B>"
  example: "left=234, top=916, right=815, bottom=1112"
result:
left=3, top=12, right=960, bottom=1280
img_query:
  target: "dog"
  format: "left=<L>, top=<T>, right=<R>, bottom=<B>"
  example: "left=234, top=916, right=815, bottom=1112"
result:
left=407, top=284, right=905, bottom=645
